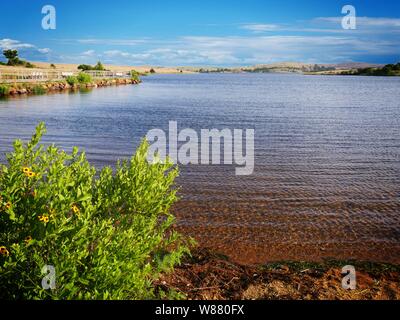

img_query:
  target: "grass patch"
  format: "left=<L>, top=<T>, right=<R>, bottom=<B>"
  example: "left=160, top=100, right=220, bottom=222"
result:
left=0, top=84, right=10, bottom=96
left=77, top=72, right=92, bottom=84
left=31, top=85, right=46, bottom=95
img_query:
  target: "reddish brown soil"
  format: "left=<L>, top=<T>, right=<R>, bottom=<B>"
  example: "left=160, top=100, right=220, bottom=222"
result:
left=156, top=248, right=400, bottom=300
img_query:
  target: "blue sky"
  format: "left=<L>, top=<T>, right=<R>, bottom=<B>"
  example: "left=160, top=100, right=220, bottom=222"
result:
left=0, top=0, right=399, bottom=66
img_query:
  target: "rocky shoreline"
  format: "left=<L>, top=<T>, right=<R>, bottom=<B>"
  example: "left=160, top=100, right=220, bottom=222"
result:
left=0, top=78, right=140, bottom=97
left=156, top=248, right=400, bottom=300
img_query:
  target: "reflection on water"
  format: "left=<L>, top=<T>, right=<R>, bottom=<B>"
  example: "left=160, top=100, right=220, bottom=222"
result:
left=0, top=73, right=399, bottom=264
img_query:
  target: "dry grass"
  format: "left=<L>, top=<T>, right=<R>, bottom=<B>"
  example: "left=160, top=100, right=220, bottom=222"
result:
left=0, top=62, right=194, bottom=74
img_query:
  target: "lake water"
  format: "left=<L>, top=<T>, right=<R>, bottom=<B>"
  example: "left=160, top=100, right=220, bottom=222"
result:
left=1, top=73, right=399, bottom=264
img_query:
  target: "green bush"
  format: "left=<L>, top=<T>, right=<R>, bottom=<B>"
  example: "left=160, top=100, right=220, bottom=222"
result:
left=25, top=62, right=35, bottom=68
left=0, top=123, right=191, bottom=299
left=78, top=62, right=106, bottom=71
left=66, top=76, right=78, bottom=86
left=94, top=61, right=105, bottom=71
left=31, top=85, right=46, bottom=95
left=77, top=64, right=93, bottom=71
left=77, top=72, right=92, bottom=84
left=130, top=70, right=141, bottom=82
left=0, top=84, right=10, bottom=96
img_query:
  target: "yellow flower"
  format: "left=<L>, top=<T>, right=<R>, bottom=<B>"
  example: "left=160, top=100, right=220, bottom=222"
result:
left=22, top=167, right=31, bottom=174
left=27, top=171, right=36, bottom=178
left=38, top=215, right=49, bottom=223
left=5, top=202, right=11, bottom=210
left=24, top=236, right=32, bottom=244
left=0, top=246, right=10, bottom=256
left=71, top=204, right=80, bottom=215
left=49, top=208, right=55, bottom=218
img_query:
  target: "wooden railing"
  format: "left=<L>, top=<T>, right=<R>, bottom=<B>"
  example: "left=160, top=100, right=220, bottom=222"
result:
left=0, top=70, right=131, bottom=83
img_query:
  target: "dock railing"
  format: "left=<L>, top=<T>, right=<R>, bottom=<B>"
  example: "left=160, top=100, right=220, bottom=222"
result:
left=0, top=70, right=131, bottom=83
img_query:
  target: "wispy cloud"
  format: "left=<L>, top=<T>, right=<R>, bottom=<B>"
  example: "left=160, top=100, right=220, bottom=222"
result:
left=38, top=48, right=51, bottom=54
left=0, top=38, right=51, bottom=60
left=0, top=38, right=35, bottom=49
left=82, top=49, right=96, bottom=56
left=316, top=17, right=400, bottom=28
left=240, top=23, right=281, bottom=33
left=78, top=38, right=149, bottom=46
left=95, top=34, right=400, bottom=65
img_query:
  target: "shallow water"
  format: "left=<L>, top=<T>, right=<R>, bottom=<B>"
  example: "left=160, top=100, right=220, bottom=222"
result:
left=1, top=73, right=399, bottom=264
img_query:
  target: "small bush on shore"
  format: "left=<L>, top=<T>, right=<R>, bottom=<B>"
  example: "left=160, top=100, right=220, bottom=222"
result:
left=0, top=123, right=191, bottom=299
left=66, top=76, right=78, bottom=86
left=0, top=85, right=10, bottom=96
left=77, top=72, right=92, bottom=84
left=32, top=85, right=46, bottom=95
left=130, top=70, right=140, bottom=82
left=25, top=62, right=35, bottom=69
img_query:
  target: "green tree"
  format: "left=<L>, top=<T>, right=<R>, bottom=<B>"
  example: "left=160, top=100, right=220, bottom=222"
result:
left=77, top=64, right=93, bottom=71
left=94, top=61, right=105, bottom=71
left=3, top=49, right=20, bottom=66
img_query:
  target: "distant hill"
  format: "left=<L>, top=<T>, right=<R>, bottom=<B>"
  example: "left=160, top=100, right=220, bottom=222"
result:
left=326, top=62, right=384, bottom=70
left=185, top=62, right=387, bottom=74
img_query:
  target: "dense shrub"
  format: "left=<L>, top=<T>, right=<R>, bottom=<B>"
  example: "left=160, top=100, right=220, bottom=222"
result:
left=130, top=70, right=140, bottom=82
left=25, top=62, right=35, bottom=68
left=77, top=72, right=92, bottom=84
left=0, top=123, right=191, bottom=299
left=66, top=76, right=78, bottom=86
left=78, top=62, right=106, bottom=71
left=32, top=85, right=46, bottom=95
left=0, top=84, right=10, bottom=96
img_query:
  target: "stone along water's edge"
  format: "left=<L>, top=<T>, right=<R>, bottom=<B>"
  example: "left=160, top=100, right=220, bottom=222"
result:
left=0, top=77, right=141, bottom=97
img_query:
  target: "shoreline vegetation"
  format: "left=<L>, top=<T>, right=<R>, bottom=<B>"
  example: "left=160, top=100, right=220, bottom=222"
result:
left=0, top=77, right=141, bottom=98
left=157, top=248, right=400, bottom=300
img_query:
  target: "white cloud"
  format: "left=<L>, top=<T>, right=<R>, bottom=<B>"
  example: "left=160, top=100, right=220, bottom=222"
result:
left=315, top=17, right=400, bottom=28
left=82, top=49, right=95, bottom=56
left=78, top=39, right=149, bottom=46
left=0, top=38, right=35, bottom=49
left=0, top=39, right=51, bottom=60
left=92, top=31, right=400, bottom=66
left=38, top=48, right=51, bottom=54
left=240, top=24, right=281, bottom=33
